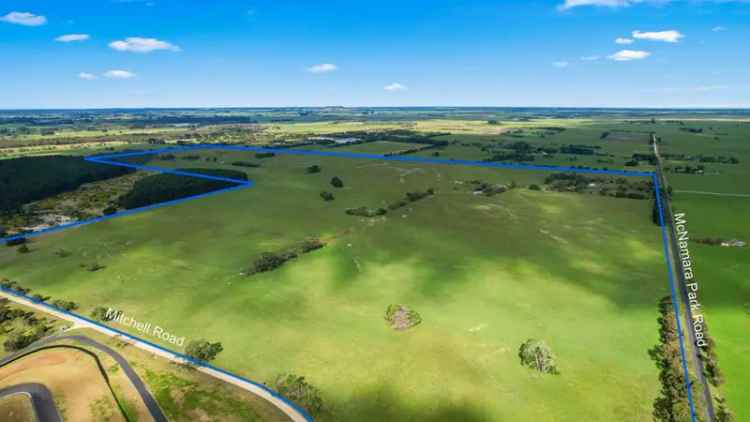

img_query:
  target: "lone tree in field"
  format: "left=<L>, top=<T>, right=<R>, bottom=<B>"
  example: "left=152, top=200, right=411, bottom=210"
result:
left=320, top=191, right=334, bottom=201
left=185, top=339, right=223, bottom=362
left=273, top=373, right=324, bottom=416
left=306, top=165, right=321, bottom=174
left=330, top=176, right=344, bottom=188
left=518, top=339, right=558, bottom=374
left=91, top=306, right=114, bottom=321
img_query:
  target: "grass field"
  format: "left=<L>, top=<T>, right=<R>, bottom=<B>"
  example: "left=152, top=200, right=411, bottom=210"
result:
left=656, top=120, right=750, bottom=419
left=0, top=148, right=670, bottom=421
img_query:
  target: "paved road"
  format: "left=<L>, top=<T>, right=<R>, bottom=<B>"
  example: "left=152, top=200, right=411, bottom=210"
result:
left=0, top=383, right=61, bottom=422
left=653, top=138, right=715, bottom=422
left=0, top=290, right=306, bottom=422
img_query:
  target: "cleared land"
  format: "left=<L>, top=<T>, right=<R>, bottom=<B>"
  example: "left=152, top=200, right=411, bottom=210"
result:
left=0, top=393, right=35, bottom=422
left=0, top=148, right=669, bottom=421
left=0, top=348, right=128, bottom=421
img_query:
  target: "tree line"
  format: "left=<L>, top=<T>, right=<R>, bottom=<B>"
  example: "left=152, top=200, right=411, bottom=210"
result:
left=117, top=168, right=247, bottom=209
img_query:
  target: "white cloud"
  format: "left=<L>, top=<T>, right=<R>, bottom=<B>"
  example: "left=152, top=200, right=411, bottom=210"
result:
left=104, top=70, right=136, bottom=79
left=695, top=84, right=728, bottom=92
left=109, top=37, right=181, bottom=53
left=307, top=63, right=338, bottom=73
left=615, top=37, right=634, bottom=45
left=558, top=0, right=640, bottom=11
left=78, top=72, right=96, bottom=80
left=632, top=30, right=684, bottom=43
left=711, top=26, right=726, bottom=32
left=55, top=34, right=90, bottom=43
left=608, top=49, right=651, bottom=61
left=560, top=0, right=750, bottom=11
left=0, top=12, right=47, bottom=26
left=553, top=61, right=570, bottom=68
left=384, top=83, right=408, bottom=92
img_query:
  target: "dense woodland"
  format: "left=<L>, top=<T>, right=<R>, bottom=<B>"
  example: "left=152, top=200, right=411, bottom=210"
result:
left=117, top=168, right=246, bottom=209
left=0, top=155, right=133, bottom=212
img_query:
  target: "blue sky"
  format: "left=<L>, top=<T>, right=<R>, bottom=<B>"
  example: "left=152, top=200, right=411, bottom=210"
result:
left=1, top=0, right=748, bottom=108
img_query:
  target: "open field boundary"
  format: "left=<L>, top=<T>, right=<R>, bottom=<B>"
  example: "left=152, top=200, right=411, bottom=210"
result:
left=0, top=144, right=701, bottom=422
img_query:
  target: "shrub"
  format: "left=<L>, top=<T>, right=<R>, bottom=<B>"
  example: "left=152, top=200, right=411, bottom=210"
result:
left=528, top=184, right=541, bottom=191
left=518, top=339, right=558, bottom=374
left=54, top=249, right=71, bottom=258
left=320, top=191, right=335, bottom=201
left=273, top=374, right=324, bottom=416
left=17, top=245, right=30, bottom=254
left=3, top=325, right=48, bottom=352
left=31, top=294, right=49, bottom=302
left=52, top=300, right=79, bottom=311
left=84, top=262, right=105, bottom=272
left=231, top=161, right=260, bottom=168
left=384, top=304, right=422, bottom=330
left=6, top=237, right=26, bottom=247
left=248, top=252, right=296, bottom=274
left=306, top=165, right=321, bottom=174
left=91, top=306, right=116, bottom=321
left=102, top=206, right=118, bottom=215
left=330, top=176, right=344, bottom=188
left=345, top=207, right=387, bottom=217
left=300, top=238, right=326, bottom=253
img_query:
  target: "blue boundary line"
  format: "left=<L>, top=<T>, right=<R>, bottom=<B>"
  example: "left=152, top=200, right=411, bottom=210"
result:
left=1, top=144, right=698, bottom=421
left=0, top=285, right=314, bottom=422
left=652, top=174, right=698, bottom=421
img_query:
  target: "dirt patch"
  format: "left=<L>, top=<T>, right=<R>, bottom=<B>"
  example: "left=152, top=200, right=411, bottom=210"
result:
left=0, top=348, right=127, bottom=422
left=0, top=353, right=67, bottom=382
left=385, top=305, right=422, bottom=331
left=0, top=394, right=35, bottom=422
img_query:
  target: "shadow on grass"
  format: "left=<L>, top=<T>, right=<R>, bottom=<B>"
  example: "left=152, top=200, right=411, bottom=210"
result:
left=323, top=385, right=492, bottom=422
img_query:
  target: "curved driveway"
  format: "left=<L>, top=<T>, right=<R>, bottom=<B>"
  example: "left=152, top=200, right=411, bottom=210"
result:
left=0, top=383, right=61, bottom=422
left=0, top=289, right=306, bottom=422
left=0, top=335, right=167, bottom=422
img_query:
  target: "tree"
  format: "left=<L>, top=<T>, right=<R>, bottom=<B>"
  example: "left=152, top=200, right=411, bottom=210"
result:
left=17, top=244, right=30, bottom=254
left=85, top=262, right=105, bottom=272
left=306, top=165, right=321, bottom=174
left=3, top=325, right=47, bottom=352
left=91, top=306, right=115, bottom=321
left=320, top=191, right=334, bottom=201
left=52, top=299, right=79, bottom=311
left=528, top=184, right=541, bottom=191
left=273, top=374, right=324, bottom=416
left=185, top=339, right=223, bottom=362
left=330, top=176, right=344, bottom=188
left=518, top=339, right=558, bottom=374
left=31, top=294, right=49, bottom=302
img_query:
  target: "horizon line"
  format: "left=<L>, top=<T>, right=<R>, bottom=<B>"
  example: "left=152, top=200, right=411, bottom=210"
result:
left=2, top=105, right=750, bottom=112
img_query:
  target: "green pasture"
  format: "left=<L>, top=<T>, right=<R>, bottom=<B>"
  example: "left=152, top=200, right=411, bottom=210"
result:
left=671, top=194, right=750, bottom=419
left=0, top=150, right=669, bottom=421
